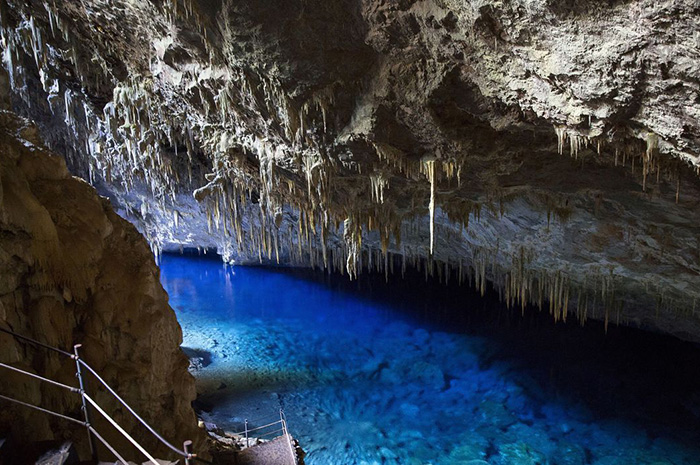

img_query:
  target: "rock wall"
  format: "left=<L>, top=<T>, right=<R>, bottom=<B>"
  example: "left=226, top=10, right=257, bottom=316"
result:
left=0, top=110, right=206, bottom=461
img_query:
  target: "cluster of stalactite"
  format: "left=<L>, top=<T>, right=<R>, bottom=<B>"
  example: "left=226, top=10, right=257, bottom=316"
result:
left=554, top=126, right=696, bottom=202
left=1, top=0, right=698, bottom=331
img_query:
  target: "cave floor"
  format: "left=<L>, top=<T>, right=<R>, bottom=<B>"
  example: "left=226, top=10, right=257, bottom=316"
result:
left=161, top=253, right=700, bottom=465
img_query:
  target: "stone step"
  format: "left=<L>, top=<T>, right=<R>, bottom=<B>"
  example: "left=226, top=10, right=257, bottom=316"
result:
left=236, top=435, right=297, bottom=465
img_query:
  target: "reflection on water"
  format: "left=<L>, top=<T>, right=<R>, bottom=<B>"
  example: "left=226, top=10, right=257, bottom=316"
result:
left=160, top=253, right=700, bottom=465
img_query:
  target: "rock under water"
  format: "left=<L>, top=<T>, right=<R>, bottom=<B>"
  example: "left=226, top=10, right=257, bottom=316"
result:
left=161, top=252, right=700, bottom=465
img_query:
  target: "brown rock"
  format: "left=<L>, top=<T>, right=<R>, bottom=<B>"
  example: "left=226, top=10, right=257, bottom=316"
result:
left=0, top=111, right=206, bottom=461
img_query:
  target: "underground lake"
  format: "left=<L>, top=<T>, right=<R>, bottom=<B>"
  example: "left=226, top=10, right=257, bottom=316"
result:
left=160, top=252, right=700, bottom=465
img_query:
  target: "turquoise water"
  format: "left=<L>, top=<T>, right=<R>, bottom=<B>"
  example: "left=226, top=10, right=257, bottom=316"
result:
left=160, top=253, right=700, bottom=465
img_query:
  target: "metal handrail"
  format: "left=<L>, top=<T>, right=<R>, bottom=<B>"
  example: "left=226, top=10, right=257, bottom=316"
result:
left=0, top=393, right=132, bottom=465
left=73, top=344, right=97, bottom=459
left=84, top=393, right=160, bottom=465
left=0, top=362, right=80, bottom=393
left=240, top=410, right=297, bottom=464
left=78, top=359, right=190, bottom=459
left=256, top=428, right=285, bottom=439
left=88, top=426, right=130, bottom=465
left=0, top=326, right=195, bottom=464
left=244, top=419, right=286, bottom=433
left=0, top=326, right=74, bottom=358
left=0, top=394, right=87, bottom=427
left=280, top=411, right=297, bottom=465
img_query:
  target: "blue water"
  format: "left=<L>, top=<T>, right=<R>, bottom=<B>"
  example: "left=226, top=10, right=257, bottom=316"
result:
left=160, top=253, right=700, bottom=465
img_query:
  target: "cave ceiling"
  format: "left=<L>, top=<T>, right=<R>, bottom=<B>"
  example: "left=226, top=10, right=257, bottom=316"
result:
left=1, top=0, right=699, bottom=340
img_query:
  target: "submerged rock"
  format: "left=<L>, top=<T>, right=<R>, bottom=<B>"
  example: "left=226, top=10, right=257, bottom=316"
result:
left=495, top=442, right=547, bottom=465
left=446, top=431, right=489, bottom=462
left=502, top=423, right=557, bottom=458
left=551, top=442, right=587, bottom=465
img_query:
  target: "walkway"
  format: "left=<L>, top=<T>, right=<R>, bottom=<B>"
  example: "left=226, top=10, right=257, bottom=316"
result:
left=235, top=436, right=297, bottom=465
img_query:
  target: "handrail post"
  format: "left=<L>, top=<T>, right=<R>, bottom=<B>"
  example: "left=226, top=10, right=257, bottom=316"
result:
left=280, top=409, right=295, bottom=465
left=245, top=419, right=249, bottom=448
left=183, top=440, right=193, bottom=465
left=1, top=328, right=194, bottom=463
left=74, top=344, right=97, bottom=462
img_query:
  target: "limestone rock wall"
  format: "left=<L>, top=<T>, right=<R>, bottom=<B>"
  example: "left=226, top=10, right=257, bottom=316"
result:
left=0, top=111, right=206, bottom=461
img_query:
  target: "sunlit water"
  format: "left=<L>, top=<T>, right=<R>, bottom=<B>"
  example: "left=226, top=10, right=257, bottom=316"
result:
left=160, top=253, right=700, bottom=465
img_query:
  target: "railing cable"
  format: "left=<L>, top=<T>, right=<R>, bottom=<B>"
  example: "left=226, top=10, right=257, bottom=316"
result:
left=0, top=362, right=79, bottom=393
left=281, top=410, right=297, bottom=465
left=0, top=326, right=73, bottom=358
left=240, top=410, right=297, bottom=464
left=244, top=419, right=285, bottom=433
left=78, top=359, right=190, bottom=458
left=0, top=327, right=195, bottom=463
left=0, top=394, right=86, bottom=426
left=88, top=426, right=130, bottom=465
left=83, top=393, right=160, bottom=465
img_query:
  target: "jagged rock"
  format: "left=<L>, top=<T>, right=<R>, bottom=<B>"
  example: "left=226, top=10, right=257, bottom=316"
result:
left=446, top=431, right=489, bottom=462
left=0, top=112, right=206, bottom=460
left=477, top=400, right=518, bottom=428
left=0, top=0, right=698, bottom=343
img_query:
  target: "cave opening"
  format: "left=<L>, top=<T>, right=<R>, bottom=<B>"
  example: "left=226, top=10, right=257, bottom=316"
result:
left=161, top=251, right=700, bottom=465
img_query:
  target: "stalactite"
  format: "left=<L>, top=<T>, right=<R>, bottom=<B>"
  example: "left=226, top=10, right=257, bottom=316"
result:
left=2, top=0, right=698, bottom=339
left=643, top=133, right=659, bottom=192
left=555, top=126, right=566, bottom=155
left=421, top=157, right=437, bottom=255
left=373, top=142, right=420, bottom=179
left=343, top=216, right=362, bottom=280
left=369, top=171, right=389, bottom=204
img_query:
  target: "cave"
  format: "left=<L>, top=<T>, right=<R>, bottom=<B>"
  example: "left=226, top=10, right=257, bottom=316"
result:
left=0, top=0, right=699, bottom=464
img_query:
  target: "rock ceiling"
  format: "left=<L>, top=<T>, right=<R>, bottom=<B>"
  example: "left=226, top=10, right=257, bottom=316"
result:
left=1, top=0, right=699, bottom=340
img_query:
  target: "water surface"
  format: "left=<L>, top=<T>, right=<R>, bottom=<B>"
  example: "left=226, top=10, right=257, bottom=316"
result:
left=161, top=253, right=700, bottom=465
